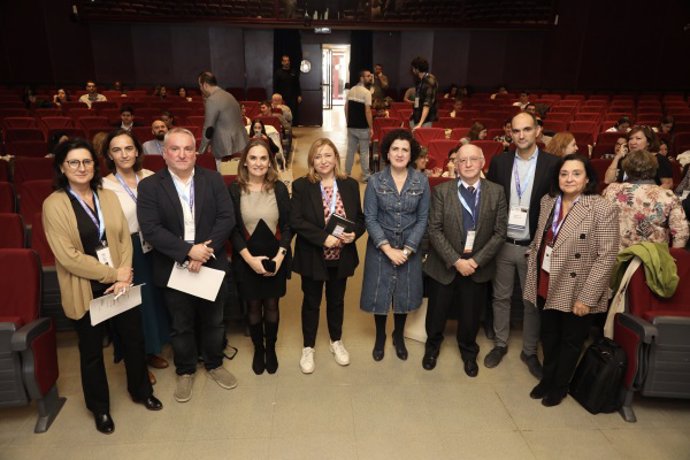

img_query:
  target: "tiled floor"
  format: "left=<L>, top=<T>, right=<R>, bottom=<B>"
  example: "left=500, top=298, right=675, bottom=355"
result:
left=2, top=109, right=690, bottom=459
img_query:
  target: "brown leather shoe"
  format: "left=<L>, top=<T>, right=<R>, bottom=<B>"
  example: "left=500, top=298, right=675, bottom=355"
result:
left=148, top=370, right=157, bottom=385
left=147, top=355, right=169, bottom=369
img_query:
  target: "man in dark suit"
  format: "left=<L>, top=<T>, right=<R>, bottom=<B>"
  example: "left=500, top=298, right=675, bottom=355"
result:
left=422, top=144, right=507, bottom=377
left=198, top=71, right=248, bottom=170
left=138, top=127, right=237, bottom=403
left=484, top=112, right=560, bottom=378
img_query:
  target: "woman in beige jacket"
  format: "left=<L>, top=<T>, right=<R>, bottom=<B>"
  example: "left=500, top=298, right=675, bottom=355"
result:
left=43, top=138, right=162, bottom=435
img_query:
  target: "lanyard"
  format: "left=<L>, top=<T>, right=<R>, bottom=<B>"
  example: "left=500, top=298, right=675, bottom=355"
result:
left=513, top=152, right=538, bottom=201
left=457, top=183, right=480, bottom=228
left=172, top=176, right=195, bottom=216
left=114, top=172, right=139, bottom=204
left=68, top=188, right=105, bottom=241
left=550, top=194, right=578, bottom=243
left=320, top=180, right=338, bottom=217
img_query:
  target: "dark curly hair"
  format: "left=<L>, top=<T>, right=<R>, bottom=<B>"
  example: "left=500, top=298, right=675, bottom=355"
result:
left=380, top=129, right=421, bottom=167
left=102, top=129, right=144, bottom=173
left=53, top=138, right=102, bottom=191
left=549, top=153, right=598, bottom=197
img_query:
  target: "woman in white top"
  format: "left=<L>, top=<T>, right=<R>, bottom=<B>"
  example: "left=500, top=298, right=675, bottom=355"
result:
left=101, top=129, right=170, bottom=381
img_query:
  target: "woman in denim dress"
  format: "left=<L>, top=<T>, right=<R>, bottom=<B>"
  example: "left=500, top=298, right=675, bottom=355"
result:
left=360, top=129, right=431, bottom=361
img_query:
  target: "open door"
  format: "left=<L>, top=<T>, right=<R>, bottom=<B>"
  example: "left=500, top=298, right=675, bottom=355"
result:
left=299, top=43, right=323, bottom=126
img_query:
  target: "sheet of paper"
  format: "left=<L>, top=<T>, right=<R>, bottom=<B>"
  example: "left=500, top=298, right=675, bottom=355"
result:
left=167, top=265, right=225, bottom=302
left=89, top=284, right=143, bottom=326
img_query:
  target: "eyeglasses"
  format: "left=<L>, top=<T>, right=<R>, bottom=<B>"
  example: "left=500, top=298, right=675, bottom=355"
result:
left=64, top=159, right=95, bottom=170
left=457, top=157, right=483, bottom=165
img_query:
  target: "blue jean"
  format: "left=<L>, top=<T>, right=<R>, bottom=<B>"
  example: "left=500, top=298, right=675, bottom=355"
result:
left=346, top=128, right=371, bottom=178
left=164, top=286, right=226, bottom=374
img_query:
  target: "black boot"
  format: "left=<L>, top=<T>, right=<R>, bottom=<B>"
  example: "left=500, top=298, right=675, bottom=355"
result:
left=249, top=323, right=265, bottom=375
left=264, top=321, right=279, bottom=374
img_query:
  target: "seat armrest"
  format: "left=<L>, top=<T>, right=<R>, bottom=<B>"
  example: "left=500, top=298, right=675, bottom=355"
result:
left=10, top=317, right=52, bottom=351
left=616, top=313, right=658, bottom=344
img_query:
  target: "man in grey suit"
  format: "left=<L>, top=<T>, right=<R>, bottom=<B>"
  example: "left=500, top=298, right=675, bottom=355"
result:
left=422, top=144, right=507, bottom=377
left=198, top=71, right=248, bottom=169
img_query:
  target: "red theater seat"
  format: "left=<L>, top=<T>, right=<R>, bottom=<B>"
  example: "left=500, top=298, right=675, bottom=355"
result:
left=0, top=213, right=24, bottom=248
left=13, top=158, right=53, bottom=190
left=18, top=180, right=53, bottom=226
left=427, top=139, right=459, bottom=170
left=413, top=127, right=445, bottom=147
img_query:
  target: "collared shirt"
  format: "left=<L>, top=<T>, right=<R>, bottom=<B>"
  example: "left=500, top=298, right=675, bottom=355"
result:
left=169, top=168, right=196, bottom=242
left=507, top=148, right=539, bottom=240
left=143, top=139, right=165, bottom=156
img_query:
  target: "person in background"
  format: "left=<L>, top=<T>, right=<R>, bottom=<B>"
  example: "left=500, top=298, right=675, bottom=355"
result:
left=410, top=56, right=438, bottom=130
left=460, top=122, right=487, bottom=145
left=545, top=132, right=578, bottom=157
left=360, top=129, right=430, bottom=362
left=142, top=120, right=168, bottom=156
left=43, top=139, right=161, bottom=434
left=494, top=118, right=513, bottom=152
left=605, top=116, right=632, bottom=133
left=52, top=88, right=69, bottom=107
left=290, top=138, right=365, bottom=374
left=524, top=153, right=619, bottom=407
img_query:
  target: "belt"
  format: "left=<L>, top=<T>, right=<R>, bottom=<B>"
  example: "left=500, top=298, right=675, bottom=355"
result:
left=506, top=237, right=531, bottom=246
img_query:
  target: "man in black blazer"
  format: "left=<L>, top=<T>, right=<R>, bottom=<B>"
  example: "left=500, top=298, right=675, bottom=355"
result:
left=422, top=144, right=507, bottom=377
left=484, top=112, right=559, bottom=378
left=138, top=127, right=237, bottom=403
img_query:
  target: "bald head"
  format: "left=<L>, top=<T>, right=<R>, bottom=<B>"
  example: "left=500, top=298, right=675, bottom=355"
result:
left=456, top=144, right=485, bottom=183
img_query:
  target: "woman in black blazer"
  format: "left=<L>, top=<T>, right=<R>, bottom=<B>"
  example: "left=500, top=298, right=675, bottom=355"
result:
left=228, top=139, right=292, bottom=375
left=290, top=138, right=366, bottom=374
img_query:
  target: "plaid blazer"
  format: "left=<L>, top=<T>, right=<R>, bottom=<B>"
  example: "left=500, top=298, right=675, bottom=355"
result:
left=523, top=194, right=620, bottom=313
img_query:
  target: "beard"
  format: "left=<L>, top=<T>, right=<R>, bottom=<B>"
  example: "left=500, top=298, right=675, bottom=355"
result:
left=155, top=132, right=166, bottom=141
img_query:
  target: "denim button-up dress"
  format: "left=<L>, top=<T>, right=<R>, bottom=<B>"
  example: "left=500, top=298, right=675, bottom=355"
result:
left=360, top=167, right=430, bottom=314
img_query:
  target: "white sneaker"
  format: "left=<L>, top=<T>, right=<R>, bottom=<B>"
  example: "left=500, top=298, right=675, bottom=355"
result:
left=329, top=340, right=350, bottom=366
left=300, top=347, right=315, bottom=374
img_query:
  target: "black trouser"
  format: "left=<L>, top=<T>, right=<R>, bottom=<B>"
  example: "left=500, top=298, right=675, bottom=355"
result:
left=425, top=274, right=489, bottom=361
left=301, top=267, right=347, bottom=348
left=165, top=286, right=226, bottom=375
left=540, top=304, right=593, bottom=395
left=72, top=307, right=151, bottom=414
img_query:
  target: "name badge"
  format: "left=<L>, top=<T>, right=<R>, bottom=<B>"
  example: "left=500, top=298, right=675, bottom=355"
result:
left=542, top=245, right=552, bottom=273
left=183, top=217, right=195, bottom=242
left=508, top=206, right=529, bottom=229
left=464, top=230, right=476, bottom=254
left=139, top=231, right=153, bottom=254
left=96, top=242, right=113, bottom=267
left=414, top=97, right=420, bottom=109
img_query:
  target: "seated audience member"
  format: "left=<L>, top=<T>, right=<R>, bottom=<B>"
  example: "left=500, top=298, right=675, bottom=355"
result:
left=545, top=132, right=578, bottom=157
left=142, top=120, right=168, bottom=156
left=605, top=116, right=632, bottom=133
left=494, top=119, right=513, bottom=151
left=160, top=111, right=174, bottom=130
left=372, top=99, right=390, bottom=118
left=414, top=150, right=434, bottom=176
left=603, top=149, right=688, bottom=249
left=48, top=131, right=71, bottom=157
left=79, top=80, right=108, bottom=108
left=403, top=87, right=415, bottom=104
left=654, top=115, right=674, bottom=142
left=178, top=87, right=192, bottom=101
left=157, top=86, right=168, bottom=99
left=460, top=122, right=487, bottom=145
left=524, top=103, right=538, bottom=116
left=248, top=119, right=281, bottom=158
left=92, top=132, right=109, bottom=157
left=658, top=139, right=670, bottom=158
left=112, top=81, right=123, bottom=92
left=52, top=88, right=69, bottom=107
left=524, top=153, right=619, bottom=407
left=604, top=125, right=672, bottom=189
left=271, top=93, right=293, bottom=130
left=512, top=91, right=530, bottom=110
left=422, top=144, right=507, bottom=377
left=439, top=146, right=460, bottom=178
left=602, top=136, right=628, bottom=160
left=449, top=99, right=463, bottom=118
left=241, top=105, right=251, bottom=126
left=443, top=84, right=459, bottom=100
left=490, top=86, right=509, bottom=100
left=115, top=106, right=139, bottom=132
left=259, top=100, right=273, bottom=118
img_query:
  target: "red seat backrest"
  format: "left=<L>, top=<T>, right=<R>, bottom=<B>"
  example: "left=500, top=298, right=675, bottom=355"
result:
left=435, top=117, right=466, bottom=130
left=0, top=213, right=24, bottom=248
left=471, top=140, right=504, bottom=170
left=1, top=117, right=37, bottom=129
left=0, top=182, right=15, bottom=212
left=142, top=155, right=167, bottom=172
left=31, top=212, right=55, bottom=266
left=427, top=139, right=460, bottom=169
left=413, top=127, right=445, bottom=147
left=131, top=126, right=153, bottom=143
left=19, top=180, right=53, bottom=223
left=13, top=157, right=54, bottom=189
left=4, top=128, right=45, bottom=143
left=428, top=176, right=453, bottom=188
left=6, top=140, right=49, bottom=158
left=40, top=116, right=74, bottom=131
left=0, top=248, right=41, bottom=326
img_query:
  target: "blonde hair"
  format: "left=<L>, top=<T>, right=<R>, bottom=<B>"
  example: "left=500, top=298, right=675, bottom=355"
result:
left=237, top=138, right=279, bottom=192
left=545, top=131, right=575, bottom=157
left=305, top=138, right=347, bottom=183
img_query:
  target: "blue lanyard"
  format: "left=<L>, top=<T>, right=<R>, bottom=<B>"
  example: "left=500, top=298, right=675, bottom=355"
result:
left=551, top=194, right=579, bottom=243
left=457, top=183, right=480, bottom=228
left=172, top=177, right=195, bottom=216
left=114, top=172, right=139, bottom=204
left=320, top=180, right=338, bottom=217
left=68, top=188, right=105, bottom=241
left=513, top=152, right=538, bottom=201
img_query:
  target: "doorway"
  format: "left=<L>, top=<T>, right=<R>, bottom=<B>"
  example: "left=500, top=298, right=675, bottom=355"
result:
left=322, top=44, right=350, bottom=110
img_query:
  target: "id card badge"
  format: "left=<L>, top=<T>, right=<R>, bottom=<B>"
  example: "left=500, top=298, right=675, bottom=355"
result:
left=183, top=217, right=195, bottom=242
left=414, top=97, right=420, bottom=109
left=464, top=230, right=476, bottom=254
left=541, top=245, right=552, bottom=273
left=508, top=206, right=528, bottom=229
left=139, top=231, right=153, bottom=254
left=96, top=242, right=113, bottom=267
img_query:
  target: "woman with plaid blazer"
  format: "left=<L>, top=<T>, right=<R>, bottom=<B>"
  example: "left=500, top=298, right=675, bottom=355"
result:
left=524, top=153, right=620, bottom=407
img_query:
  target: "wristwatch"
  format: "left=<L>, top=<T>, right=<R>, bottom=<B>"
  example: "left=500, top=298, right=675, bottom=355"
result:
left=402, top=248, right=411, bottom=258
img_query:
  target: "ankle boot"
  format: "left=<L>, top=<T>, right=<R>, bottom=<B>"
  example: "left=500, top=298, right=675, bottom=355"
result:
left=264, top=321, right=279, bottom=374
left=249, top=323, right=265, bottom=375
